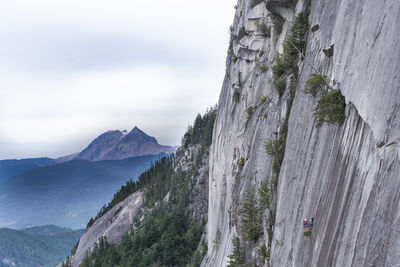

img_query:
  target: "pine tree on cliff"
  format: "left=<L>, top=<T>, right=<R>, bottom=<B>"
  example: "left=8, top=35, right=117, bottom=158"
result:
left=228, top=236, right=245, bottom=266
left=239, top=190, right=262, bottom=241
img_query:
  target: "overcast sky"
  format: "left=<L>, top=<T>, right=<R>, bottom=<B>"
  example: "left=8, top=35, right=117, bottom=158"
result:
left=0, top=0, right=237, bottom=159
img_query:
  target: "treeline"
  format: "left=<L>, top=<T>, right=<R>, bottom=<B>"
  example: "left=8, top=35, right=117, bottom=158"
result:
left=87, top=156, right=175, bottom=228
left=86, top=179, right=139, bottom=227
left=181, top=105, right=217, bottom=149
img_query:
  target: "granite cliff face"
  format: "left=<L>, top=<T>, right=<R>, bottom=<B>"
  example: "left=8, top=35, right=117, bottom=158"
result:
left=203, top=0, right=400, bottom=266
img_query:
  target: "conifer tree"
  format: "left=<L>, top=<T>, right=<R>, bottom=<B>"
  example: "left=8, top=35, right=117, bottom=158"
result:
left=239, top=190, right=262, bottom=241
left=258, top=177, right=270, bottom=208
left=228, top=236, right=245, bottom=266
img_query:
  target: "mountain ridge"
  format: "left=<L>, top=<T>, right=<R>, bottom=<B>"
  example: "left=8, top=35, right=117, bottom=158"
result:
left=72, top=126, right=174, bottom=162
left=0, top=157, right=56, bottom=184
left=0, top=126, right=175, bottom=184
left=22, top=225, right=76, bottom=236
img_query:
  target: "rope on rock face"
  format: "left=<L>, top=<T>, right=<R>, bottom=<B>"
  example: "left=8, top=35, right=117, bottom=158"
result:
left=286, top=37, right=319, bottom=74
left=285, top=20, right=336, bottom=91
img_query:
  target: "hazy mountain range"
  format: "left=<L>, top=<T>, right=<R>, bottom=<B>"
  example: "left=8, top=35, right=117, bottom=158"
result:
left=0, top=157, right=56, bottom=184
left=0, top=127, right=175, bottom=229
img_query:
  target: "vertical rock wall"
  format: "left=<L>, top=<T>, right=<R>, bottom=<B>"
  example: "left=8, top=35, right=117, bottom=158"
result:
left=204, top=0, right=400, bottom=266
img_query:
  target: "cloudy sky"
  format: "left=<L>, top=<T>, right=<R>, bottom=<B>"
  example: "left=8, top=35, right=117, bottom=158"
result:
left=0, top=0, right=236, bottom=159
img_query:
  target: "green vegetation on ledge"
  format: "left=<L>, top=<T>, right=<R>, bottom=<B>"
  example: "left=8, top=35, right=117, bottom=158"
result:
left=259, top=21, right=271, bottom=37
left=272, top=12, right=309, bottom=95
left=304, top=73, right=328, bottom=96
left=272, top=18, right=283, bottom=35
left=258, top=177, right=271, bottom=208
left=314, top=90, right=346, bottom=127
left=304, top=231, right=312, bottom=237
left=233, top=90, right=241, bottom=103
left=273, top=76, right=286, bottom=97
left=265, top=136, right=285, bottom=176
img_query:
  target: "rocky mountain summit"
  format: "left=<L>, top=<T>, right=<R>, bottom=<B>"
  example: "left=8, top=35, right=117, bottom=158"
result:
left=0, top=127, right=175, bottom=186
left=64, top=126, right=175, bottom=162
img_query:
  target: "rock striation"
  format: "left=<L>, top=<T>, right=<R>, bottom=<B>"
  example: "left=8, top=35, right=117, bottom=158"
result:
left=68, top=191, right=144, bottom=267
left=203, top=0, right=400, bottom=266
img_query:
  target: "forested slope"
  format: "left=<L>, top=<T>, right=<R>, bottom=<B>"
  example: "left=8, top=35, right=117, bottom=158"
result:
left=62, top=107, right=216, bottom=267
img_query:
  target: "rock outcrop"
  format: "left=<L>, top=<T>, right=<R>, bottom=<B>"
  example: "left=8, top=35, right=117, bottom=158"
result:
left=203, top=0, right=400, bottom=266
left=68, top=191, right=144, bottom=267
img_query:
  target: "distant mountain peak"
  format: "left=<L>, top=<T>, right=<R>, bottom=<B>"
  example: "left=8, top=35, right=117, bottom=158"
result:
left=130, top=126, right=144, bottom=134
left=122, top=126, right=158, bottom=144
left=68, top=126, right=173, bottom=162
left=130, top=126, right=147, bottom=136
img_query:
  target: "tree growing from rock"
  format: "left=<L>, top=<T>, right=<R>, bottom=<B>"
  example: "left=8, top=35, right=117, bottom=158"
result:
left=239, top=190, right=263, bottom=241
left=228, top=236, right=245, bottom=266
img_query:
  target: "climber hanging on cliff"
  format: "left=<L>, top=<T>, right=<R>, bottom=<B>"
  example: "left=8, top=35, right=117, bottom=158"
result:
left=303, top=217, right=314, bottom=229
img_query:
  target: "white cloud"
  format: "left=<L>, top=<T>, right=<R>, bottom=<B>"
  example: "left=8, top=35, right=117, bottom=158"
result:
left=0, top=0, right=236, bottom=159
